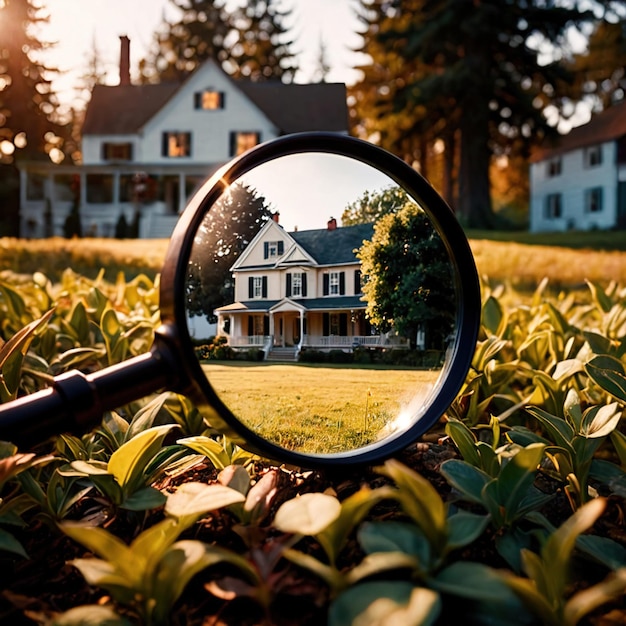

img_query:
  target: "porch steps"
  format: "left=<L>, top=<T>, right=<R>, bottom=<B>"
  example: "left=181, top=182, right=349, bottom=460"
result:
left=265, top=347, right=298, bottom=362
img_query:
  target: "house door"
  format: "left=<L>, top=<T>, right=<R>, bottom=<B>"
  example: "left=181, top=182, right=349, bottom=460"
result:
left=617, top=182, right=626, bottom=229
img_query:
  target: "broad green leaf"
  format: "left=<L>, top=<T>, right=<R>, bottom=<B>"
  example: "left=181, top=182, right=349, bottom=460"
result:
left=482, top=295, right=504, bottom=335
left=108, top=424, right=176, bottom=493
left=126, top=393, right=172, bottom=440
left=165, top=482, right=245, bottom=522
left=563, top=569, right=626, bottom=626
left=446, top=511, right=490, bottom=550
left=0, top=527, right=27, bottom=557
left=358, top=521, right=430, bottom=564
left=445, top=419, right=481, bottom=467
left=577, top=534, right=626, bottom=570
left=585, top=355, right=626, bottom=403
left=120, top=486, right=166, bottom=511
left=581, top=403, right=621, bottom=439
left=329, top=582, right=440, bottom=626
left=440, top=459, right=491, bottom=504
left=378, top=459, right=447, bottom=551
left=610, top=430, right=626, bottom=469
left=586, top=280, right=613, bottom=313
left=283, top=547, right=345, bottom=589
left=346, top=552, right=422, bottom=585
left=526, top=407, right=575, bottom=451
left=274, top=492, right=341, bottom=536
left=564, top=389, right=583, bottom=432
left=178, top=435, right=228, bottom=469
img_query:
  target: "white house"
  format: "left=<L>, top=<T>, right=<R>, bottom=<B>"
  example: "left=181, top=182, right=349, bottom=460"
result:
left=214, top=217, right=410, bottom=360
left=18, top=37, right=348, bottom=239
left=529, top=101, right=626, bottom=232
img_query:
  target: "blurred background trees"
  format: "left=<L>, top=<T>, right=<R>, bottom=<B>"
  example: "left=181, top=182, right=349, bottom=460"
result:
left=2, top=0, right=626, bottom=235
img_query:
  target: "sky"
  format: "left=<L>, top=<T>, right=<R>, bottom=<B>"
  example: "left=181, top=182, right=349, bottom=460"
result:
left=40, top=0, right=365, bottom=110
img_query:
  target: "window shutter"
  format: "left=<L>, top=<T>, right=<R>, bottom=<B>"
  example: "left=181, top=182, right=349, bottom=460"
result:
left=229, top=132, right=236, bottom=157
left=161, top=133, right=168, bottom=157
left=264, top=242, right=269, bottom=259
left=194, top=92, right=202, bottom=109
left=278, top=241, right=284, bottom=255
left=248, top=277, right=254, bottom=298
left=286, top=273, right=292, bottom=297
left=302, top=273, right=307, bottom=297
left=354, top=270, right=361, bottom=294
left=323, top=274, right=329, bottom=296
left=263, top=315, right=269, bottom=335
left=323, top=313, right=330, bottom=336
left=262, top=276, right=268, bottom=298
left=219, top=92, right=225, bottom=108
left=339, top=272, right=346, bottom=295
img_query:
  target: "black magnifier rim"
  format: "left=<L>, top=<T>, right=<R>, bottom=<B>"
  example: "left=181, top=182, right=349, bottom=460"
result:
left=160, top=131, right=480, bottom=468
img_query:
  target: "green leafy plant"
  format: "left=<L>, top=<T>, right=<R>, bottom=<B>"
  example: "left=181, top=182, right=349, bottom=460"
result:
left=62, top=481, right=247, bottom=626
left=503, top=498, right=626, bottom=626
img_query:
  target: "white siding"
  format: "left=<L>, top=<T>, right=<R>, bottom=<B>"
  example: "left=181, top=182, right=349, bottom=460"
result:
left=530, top=141, right=618, bottom=232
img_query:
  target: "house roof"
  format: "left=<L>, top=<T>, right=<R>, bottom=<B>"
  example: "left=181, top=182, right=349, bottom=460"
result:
left=215, top=296, right=366, bottom=314
left=82, top=64, right=348, bottom=136
left=290, top=223, right=374, bottom=266
left=530, top=100, right=626, bottom=163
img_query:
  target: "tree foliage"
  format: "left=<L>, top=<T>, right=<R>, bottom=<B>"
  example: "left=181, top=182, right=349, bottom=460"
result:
left=341, top=185, right=414, bottom=226
left=351, top=0, right=620, bottom=229
left=186, top=182, right=272, bottom=321
left=357, top=201, right=456, bottom=349
left=0, top=0, right=61, bottom=162
left=142, top=0, right=297, bottom=83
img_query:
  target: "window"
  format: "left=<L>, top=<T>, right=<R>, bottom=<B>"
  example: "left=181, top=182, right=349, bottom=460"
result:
left=585, top=187, right=603, bottom=213
left=248, top=276, right=268, bottom=299
left=323, top=271, right=345, bottom=296
left=230, top=131, right=260, bottom=156
left=545, top=193, right=562, bottom=219
left=547, top=157, right=561, bottom=177
left=194, top=90, right=224, bottom=110
left=584, top=145, right=602, bottom=167
left=162, top=132, right=191, bottom=158
left=26, top=172, right=46, bottom=201
left=354, top=269, right=362, bottom=294
left=286, top=272, right=307, bottom=297
left=323, top=312, right=348, bottom=336
left=102, top=142, right=133, bottom=161
left=264, top=240, right=284, bottom=259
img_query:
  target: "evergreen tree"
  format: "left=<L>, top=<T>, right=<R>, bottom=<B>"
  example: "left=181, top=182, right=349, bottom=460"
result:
left=144, top=0, right=297, bottom=83
left=0, top=0, right=60, bottom=160
left=186, top=182, right=272, bottom=321
left=352, top=0, right=609, bottom=228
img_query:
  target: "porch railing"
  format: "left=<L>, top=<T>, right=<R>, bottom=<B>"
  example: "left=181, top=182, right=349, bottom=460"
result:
left=228, top=335, right=272, bottom=348
left=302, top=335, right=410, bottom=349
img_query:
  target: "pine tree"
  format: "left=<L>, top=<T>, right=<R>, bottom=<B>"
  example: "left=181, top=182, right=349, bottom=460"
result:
left=352, top=0, right=607, bottom=228
left=0, top=0, right=60, bottom=161
left=144, top=0, right=297, bottom=83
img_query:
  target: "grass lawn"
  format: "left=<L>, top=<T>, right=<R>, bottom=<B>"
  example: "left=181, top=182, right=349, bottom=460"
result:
left=202, top=361, right=442, bottom=454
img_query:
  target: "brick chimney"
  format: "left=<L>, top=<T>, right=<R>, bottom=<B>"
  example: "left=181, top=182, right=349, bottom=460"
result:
left=272, top=211, right=280, bottom=223
left=119, top=35, right=131, bottom=86
left=327, top=217, right=337, bottom=230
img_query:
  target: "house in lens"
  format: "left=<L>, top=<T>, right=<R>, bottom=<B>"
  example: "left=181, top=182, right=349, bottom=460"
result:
left=18, top=37, right=348, bottom=239
left=214, top=216, right=410, bottom=360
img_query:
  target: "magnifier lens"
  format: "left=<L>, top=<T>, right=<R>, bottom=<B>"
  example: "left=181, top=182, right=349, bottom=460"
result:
left=181, top=152, right=460, bottom=456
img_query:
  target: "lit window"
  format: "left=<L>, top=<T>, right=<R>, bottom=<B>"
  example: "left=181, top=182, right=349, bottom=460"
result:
left=162, top=132, right=191, bottom=158
left=585, top=187, right=603, bottom=213
left=584, top=145, right=602, bottom=167
left=545, top=193, right=562, bottom=219
left=231, top=131, right=260, bottom=156
left=195, top=90, right=224, bottom=110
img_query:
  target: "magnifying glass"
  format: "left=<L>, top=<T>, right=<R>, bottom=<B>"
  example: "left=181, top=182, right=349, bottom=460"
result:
left=0, top=132, right=480, bottom=468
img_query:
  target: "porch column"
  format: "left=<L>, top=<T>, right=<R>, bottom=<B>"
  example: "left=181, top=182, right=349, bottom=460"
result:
left=299, top=311, right=304, bottom=346
left=269, top=311, right=275, bottom=346
left=178, top=173, right=186, bottom=213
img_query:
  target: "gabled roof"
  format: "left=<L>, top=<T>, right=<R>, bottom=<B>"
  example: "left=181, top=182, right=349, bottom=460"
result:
left=291, top=223, right=374, bottom=266
left=82, top=60, right=348, bottom=136
left=531, top=100, right=626, bottom=163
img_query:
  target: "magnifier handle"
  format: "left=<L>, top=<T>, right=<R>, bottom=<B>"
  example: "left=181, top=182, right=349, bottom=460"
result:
left=0, top=350, right=172, bottom=449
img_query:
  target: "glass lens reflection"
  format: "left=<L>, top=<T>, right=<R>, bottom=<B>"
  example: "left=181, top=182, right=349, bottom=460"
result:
left=185, top=153, right=457, bottom=454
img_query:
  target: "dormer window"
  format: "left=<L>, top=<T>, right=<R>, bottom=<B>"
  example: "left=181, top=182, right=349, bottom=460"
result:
left=194, top=90, right=224, bottom=110
left=264, top=240, right=284, bottom=259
